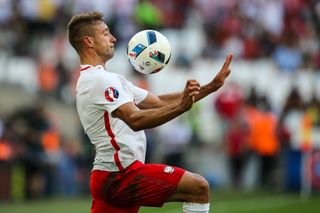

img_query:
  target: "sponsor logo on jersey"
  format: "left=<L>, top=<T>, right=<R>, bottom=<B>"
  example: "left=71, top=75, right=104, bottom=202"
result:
left=164, top=166, right=174, bottom=174
left=105, top=87, right=119, bottom=102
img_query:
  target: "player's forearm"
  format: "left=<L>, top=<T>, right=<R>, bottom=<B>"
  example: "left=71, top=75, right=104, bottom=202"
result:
left=158, top=80, right=223, bottom=105
left=194, top=80, right=223, bottom=102
left=158, top=92, right=182, bottom=105
left=128, top=102, right=187, bottom=131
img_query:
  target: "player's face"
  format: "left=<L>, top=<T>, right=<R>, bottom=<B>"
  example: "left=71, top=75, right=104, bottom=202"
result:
left=92, top=21, right=117, bottom=61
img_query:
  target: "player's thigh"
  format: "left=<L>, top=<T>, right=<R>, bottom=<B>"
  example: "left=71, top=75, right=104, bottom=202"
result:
left=93, top=161, right=185, bottom=207
left=123, top=163, right=185, bottom=207
left=167, top=171, right=210, bottom=203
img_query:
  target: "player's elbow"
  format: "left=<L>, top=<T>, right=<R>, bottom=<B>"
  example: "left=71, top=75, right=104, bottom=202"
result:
left=126, top=118, right=145, bottom=132
left=127, top=116, right=156, bottom=132
left=130, top=123, right=143, bottom=131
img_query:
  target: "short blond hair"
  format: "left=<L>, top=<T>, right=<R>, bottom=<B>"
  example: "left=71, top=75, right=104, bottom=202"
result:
left=67, top=11, right=104, bottom=52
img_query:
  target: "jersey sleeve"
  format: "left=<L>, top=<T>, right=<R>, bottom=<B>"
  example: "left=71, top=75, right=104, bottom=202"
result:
left=91, top=75, right=132, bottom=113
left=124, top=78, right=148, bottom=104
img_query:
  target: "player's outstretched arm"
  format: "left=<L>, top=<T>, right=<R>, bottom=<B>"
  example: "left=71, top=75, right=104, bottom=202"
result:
left=137, top=54, right=232, bottom=109
left=112, top=80, right=199, bottom=131
left=193, top=53, right=232, bottom=102
left=137, top=84, right=199, bottom=109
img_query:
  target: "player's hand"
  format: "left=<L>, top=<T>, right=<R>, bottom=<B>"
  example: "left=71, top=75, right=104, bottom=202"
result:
left=211, top=54, right=232, bottom=90
left=181, top=80, right=200, bottom=111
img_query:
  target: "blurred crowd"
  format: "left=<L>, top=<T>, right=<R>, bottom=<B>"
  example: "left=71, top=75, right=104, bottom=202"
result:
left=0, top=102, right=92, bottom=200
left=214, top=83, right=320, bottom=189
left=0, top=0, right=319, bottom=100
left=1, top=0, right=320, bottom=200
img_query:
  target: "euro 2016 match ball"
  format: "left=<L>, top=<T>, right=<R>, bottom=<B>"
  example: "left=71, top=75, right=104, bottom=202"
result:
left=127, top=30, right=171, bottom=74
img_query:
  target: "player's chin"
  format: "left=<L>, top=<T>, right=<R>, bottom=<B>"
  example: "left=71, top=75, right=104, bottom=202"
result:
left=105, top=52, right=115, bottom=60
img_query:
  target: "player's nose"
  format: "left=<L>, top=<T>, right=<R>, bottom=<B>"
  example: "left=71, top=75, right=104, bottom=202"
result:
left=111, top=33, right=117, bottom=44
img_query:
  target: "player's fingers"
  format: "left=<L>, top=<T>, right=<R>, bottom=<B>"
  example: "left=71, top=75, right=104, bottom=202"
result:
left=188, top=91, right=199, bottom=98
left=190, top=80, right=200, bottom=86
left=188, top=94, right=196, bottom=102
left=226, top=68, right=231, bottom=76
left=189, top=85, right=200, bottom=95
left=189, top=90, right=199, bottom=96
left=187, top=80, right=200, bottom=87
left=189, top=82, right=200, bottom=88
left=187, top=79, right=196, bottom=84
left=222, top=54, right=233, bottom=70
left=188, top=85, right=200, bottom=91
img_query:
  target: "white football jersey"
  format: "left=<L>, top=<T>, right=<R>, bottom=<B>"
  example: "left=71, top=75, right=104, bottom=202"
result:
left=76, top=65, right=148, bottom=172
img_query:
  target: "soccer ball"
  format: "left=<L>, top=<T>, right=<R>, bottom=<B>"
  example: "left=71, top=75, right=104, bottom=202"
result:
left=127, top=30, right=171, bottom=74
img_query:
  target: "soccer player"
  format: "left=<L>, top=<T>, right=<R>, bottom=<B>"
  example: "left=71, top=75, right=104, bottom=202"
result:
left=68, top=11, right=232, bottom=213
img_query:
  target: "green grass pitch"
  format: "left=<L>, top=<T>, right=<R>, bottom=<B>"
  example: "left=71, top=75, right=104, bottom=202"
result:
left=1, top=190, right=320, bottom=213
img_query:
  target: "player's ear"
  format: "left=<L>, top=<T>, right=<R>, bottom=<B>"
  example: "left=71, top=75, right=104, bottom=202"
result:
left=83, top=36, right=94, bottom=48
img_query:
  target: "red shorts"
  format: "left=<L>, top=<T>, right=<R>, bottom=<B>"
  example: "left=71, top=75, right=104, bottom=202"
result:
left=90, top=161, right=185, bottom=213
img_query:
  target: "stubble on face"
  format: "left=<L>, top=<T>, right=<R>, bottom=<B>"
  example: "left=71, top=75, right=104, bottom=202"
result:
left=92, top=22, right=115, bottom=61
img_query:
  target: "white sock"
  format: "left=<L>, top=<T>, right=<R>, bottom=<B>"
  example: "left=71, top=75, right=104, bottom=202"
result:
left=183, top=202, right=210, bottom=213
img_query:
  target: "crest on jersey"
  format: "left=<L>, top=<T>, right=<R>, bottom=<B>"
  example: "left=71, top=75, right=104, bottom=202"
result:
left=164, top=166, right=175, bottom=174
left=105, top=87, right=119, bottom=102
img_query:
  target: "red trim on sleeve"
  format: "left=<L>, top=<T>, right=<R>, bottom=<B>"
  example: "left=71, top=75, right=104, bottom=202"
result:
left=103, top=111, right=124, bottom=171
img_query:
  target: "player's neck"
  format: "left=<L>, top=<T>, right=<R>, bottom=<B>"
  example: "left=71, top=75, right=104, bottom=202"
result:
left=80, top=52, right=105, bottom=67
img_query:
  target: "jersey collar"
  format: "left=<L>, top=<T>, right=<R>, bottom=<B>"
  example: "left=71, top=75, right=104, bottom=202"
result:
left=80, top=65, right=92, bottom=71
left=80, top=64, right=105, bottom=72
